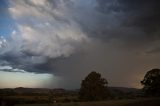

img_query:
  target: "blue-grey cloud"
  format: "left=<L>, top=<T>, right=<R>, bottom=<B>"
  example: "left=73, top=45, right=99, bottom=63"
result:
left=0, top=0, right=160, bottom=88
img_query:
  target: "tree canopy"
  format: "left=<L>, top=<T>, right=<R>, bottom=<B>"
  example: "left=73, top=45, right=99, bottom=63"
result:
left=141, top=68, right=160, bottom=96
left=79, top=71, right=110, bottom=101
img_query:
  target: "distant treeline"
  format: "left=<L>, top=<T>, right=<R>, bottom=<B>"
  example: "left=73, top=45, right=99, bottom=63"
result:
left=0, top=87, right=141, bottom=104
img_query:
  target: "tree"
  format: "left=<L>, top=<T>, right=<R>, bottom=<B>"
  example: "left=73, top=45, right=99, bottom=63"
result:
left=141, top=68, right=160, bottom=96
left=79, top=71, right=110, bottom=101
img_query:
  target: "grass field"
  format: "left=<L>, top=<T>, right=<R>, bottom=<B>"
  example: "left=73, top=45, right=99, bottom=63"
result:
left=15, top=98, right=160, bottom=106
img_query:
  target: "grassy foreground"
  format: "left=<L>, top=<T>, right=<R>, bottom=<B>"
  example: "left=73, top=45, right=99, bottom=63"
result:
left=16, top=98, right=160, bottom=106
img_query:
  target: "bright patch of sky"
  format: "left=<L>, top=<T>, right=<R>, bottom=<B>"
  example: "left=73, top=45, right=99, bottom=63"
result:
left=0, top=71, right=56, bottom=88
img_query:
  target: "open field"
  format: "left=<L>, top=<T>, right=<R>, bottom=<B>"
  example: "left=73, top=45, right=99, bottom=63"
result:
left=16, top=98, right=160, bottom=106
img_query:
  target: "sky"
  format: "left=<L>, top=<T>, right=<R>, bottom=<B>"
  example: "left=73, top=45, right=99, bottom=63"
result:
left=0, top=0, right=160, bottom=89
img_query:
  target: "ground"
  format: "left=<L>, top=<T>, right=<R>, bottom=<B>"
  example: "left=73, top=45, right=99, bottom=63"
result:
left=15, top=98, right=160, bottom=106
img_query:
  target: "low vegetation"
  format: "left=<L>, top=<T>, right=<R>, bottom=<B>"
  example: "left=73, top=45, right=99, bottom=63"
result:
left=15, top=98, right=160, bottom=106
left=1, top=69, right=160, bottom=106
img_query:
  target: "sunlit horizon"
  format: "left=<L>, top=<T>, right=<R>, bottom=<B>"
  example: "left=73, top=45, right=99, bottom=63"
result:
left=0, top=70, right=55, bottom=88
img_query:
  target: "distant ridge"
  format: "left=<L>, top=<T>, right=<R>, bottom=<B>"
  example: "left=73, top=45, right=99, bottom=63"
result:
left=108, top=86, right=140, bottom=93
left=0, top=86, right=140, bottom=94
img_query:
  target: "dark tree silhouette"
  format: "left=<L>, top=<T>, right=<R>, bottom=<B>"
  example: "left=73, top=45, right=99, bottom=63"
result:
left=79, top=71, right=110, bottom=101
left=141, top=68, right=160, bottom=96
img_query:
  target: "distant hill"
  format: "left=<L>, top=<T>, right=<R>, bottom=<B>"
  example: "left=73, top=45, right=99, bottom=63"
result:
left=14, top=87, right=51, bottom=94
left=0, top=86, right=143, bottom=104
left=109, top=87, right=140, bottom=93
left=0, top=87, right=77, bottom=96
left=108, top=87, right=141, bottom=98
left=0, top=86, right=141, bottom=97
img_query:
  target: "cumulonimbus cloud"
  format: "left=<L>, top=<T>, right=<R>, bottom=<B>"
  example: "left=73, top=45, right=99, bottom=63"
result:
left=0, top=0, right=90, bottom=73
left=0, top=0, right=160, bottom=88
left=9, top=0, right=89, bottom=58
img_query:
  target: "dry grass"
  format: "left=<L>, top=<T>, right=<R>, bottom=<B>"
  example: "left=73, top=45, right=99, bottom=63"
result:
left=16, top=98, right=160, bottom=106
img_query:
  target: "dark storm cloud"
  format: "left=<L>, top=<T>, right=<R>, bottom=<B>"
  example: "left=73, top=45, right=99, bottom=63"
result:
left=54, top=0, right=160, bottom=88
left=1, top=0, right=160, bottom=88
left=66, top=0, right=160, bottom=50
left=120, top=0, right=160, bottom=34
left=0, top=52, right=41, bottom=73
left=94, top=0, right=160, bottom=43
left=3, top=0, right=160, bottom=70
left=146, top=47, right=160, bottom=54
